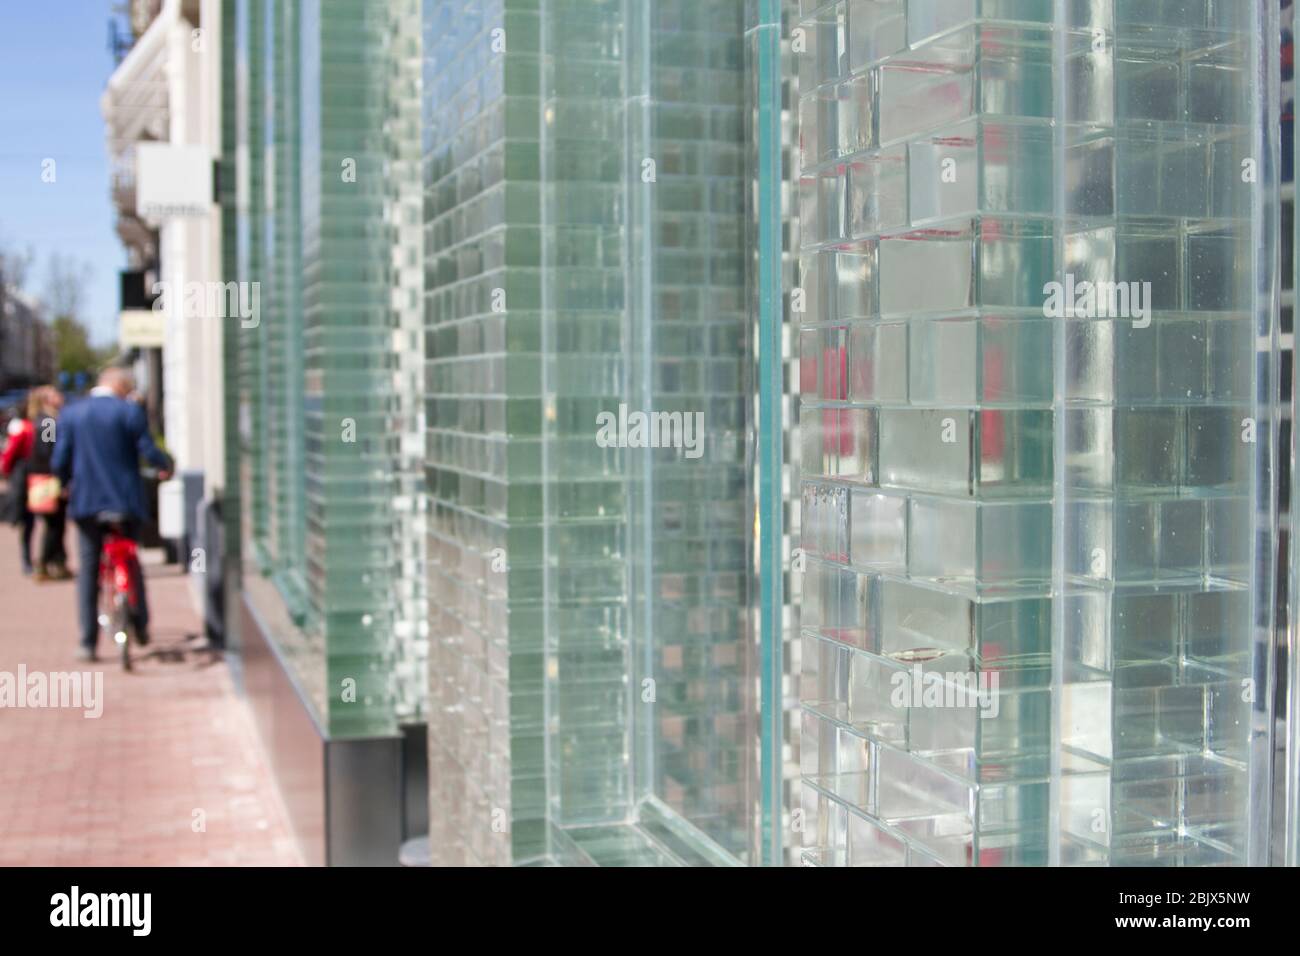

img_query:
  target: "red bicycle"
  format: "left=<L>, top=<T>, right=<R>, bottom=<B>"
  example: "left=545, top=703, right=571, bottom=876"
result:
left=95, top=513, right=144, bottom=671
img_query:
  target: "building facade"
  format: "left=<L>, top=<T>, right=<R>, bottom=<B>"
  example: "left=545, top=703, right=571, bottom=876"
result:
left=0, top=287, right=55, bottom=392
left=211, top=0, right=1300, bottom=867
left=102, top=0, right=227, bottom=597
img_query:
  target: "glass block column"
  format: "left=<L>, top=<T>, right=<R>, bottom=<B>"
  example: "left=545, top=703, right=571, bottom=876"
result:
left=1056, top=1, right=1276, bottom=866
left=423, top=0, right=546, bottom=866
left=795, top=0, right=1279, bottom=866
left=233, top=0, right=422, bottom=737
left=386, top=0, right=429, bottom=724
left=300, top=0, right=405, bottom=737
left=221, top=0, right=242, bottom=599
left=235, top=0, right=269, bottom=567
left=235, top=0, right=323, bottom=705
left=1288, top=0, right=1300, bottom=868
left=425, top=0, right=759, bottom=867
left=539, top=0, right=634, bottom=853
left=539, top=0, right=755, bottom=866
left=266, top=0, right=306, bottom=605
left=747, top=0, right=807, bottom=866
left=641, top=0, right=753, bottom=861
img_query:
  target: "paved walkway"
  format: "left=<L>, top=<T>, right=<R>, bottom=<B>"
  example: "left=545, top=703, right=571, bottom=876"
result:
left=0, top=515, right=301, bottom=866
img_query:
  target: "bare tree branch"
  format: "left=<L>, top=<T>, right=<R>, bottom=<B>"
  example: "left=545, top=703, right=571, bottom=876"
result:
left=43, top=252, right=94, bottom=320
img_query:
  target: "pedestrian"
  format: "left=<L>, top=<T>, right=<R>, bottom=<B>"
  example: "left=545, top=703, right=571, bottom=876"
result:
left=29, top=385, right=70, bottom=580
left=0, top=389, right=37, bottom=573
left=1, top=385, right=70, bottom=578
left=52, top=368, right=172, bottom=662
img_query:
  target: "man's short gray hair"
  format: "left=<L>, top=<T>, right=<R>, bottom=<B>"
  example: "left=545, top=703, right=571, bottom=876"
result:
left=98, top=366, right=135, bottom=395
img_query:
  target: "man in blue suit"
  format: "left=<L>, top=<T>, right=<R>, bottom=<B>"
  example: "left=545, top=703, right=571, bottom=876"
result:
left=52, top=367, right=172, bottom=661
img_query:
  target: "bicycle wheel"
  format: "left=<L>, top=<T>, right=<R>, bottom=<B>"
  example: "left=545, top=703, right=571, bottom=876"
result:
left=113, top=594, right=132, bottom=671
left=97, top=575, right=114, bottom=654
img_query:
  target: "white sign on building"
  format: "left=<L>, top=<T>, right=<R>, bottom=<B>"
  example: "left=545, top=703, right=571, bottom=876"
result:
left=120, top=309, right=166, bottom=348
left=135, top=142, right=211, bottom=221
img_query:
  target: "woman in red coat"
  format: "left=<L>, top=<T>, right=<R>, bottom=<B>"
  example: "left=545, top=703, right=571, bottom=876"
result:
left=2, top=386, right=69, bottom=579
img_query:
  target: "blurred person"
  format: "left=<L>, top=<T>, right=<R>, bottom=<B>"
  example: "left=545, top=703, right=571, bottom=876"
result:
left=2, top=386, right=69, bottom=578
left=2, top=388, right=37, bottom=573
left=52, top=367, right=172, bottom=662
left=3, top=400, right=22, bottom=438
left=30, top=386, right=69, bottom=580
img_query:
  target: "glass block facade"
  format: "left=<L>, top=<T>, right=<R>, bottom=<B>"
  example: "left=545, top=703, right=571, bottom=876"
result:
left=235, top=0, right=267, bottom=570
left=422, top=0, right=532, bottom=866
left=221, top=0, right=241, bottom=585
left=423, top=0, right=759, bottom=866
left=386, top=0, right=430, bottom=724
left=229, top=0, right=425, bottom=737
left=1287, top=0, right=1300, bottom=868
left=1057, top=3, right=1270, bottom=866
left=620, top=0, right=753, bottom=862
left=217, top=0, right=1300, bottom=866
left=796, top=0, right=1278, bottom=866
left=539, top=0, right=634, bottom=858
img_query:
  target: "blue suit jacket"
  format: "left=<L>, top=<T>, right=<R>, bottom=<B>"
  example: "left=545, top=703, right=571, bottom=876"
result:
left=51, top=395, right=173, bottom=521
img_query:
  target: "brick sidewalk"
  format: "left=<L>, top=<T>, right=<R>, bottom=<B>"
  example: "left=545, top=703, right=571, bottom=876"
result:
left=0, top=516, right=301, bottom=866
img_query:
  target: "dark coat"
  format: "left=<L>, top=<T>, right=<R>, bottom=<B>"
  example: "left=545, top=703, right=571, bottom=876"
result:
left=51, top=395, right=172, bottom=521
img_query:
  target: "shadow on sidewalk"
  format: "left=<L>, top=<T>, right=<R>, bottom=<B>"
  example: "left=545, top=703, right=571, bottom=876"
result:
left=15, top=548, right=218, bottom=672
left=129, top=632, right=223, bottom=672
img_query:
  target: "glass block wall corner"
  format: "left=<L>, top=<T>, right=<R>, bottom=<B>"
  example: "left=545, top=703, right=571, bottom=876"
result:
left=424, top=0, right=761, bottom=866
left=795, top=0, right=1280, bottom=866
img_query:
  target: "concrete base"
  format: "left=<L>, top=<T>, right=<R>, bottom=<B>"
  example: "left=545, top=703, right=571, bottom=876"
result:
left=238, top=594, right=424, bottom=866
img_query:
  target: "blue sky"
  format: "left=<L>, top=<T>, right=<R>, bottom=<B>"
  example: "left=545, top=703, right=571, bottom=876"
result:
left=0, top=1, right=122, bottom=345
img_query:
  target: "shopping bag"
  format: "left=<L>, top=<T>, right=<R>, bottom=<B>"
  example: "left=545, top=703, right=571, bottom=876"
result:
left=26, top=474, right=61, bottom=515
